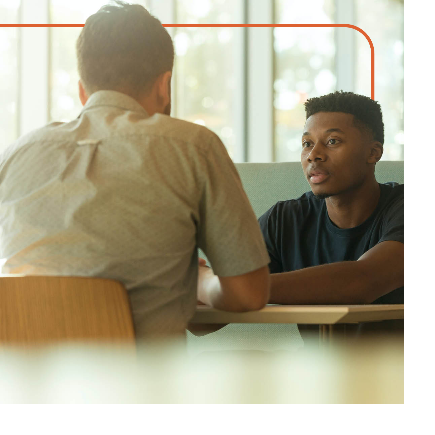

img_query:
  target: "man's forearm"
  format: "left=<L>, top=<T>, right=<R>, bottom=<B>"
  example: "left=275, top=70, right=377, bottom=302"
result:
left=198, top=274, right=235, bottom=311
left=269, top=261, right=374, bottom=305
left=197, top=266, right=270, bottom=312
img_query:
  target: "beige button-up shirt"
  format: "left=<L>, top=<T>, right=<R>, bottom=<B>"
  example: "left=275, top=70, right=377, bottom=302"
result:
left=0, top=91, right=269, bottom=338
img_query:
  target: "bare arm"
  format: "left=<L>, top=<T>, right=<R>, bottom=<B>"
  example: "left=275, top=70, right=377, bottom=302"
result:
left=269, top=241, right=404, bottom=305
left=198, top=265, right=270, bottom=312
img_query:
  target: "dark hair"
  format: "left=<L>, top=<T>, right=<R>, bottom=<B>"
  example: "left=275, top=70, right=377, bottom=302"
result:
left=76, top=1, right=174, bottom=97
left=304, top=91, right=384, bottom=144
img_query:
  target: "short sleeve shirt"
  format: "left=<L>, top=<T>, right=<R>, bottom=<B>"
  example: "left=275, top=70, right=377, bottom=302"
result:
left=258, top=183, right=404, bottom=304
left=0, top=90, right=270, bottom=338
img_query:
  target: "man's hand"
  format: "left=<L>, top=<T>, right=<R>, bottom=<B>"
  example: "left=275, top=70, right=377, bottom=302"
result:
left=191, top=257, right=227, bottom=335
left=197, top=261, right=217, bottom=306
left=197, top=257, right=211, bottom=305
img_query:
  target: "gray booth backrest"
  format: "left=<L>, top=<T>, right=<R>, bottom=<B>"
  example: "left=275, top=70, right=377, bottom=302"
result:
left=235, top=161, right=404, bottom=218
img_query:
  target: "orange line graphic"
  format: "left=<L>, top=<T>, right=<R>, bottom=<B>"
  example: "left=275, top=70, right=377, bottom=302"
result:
left=0, top=23, right=375, bottom=99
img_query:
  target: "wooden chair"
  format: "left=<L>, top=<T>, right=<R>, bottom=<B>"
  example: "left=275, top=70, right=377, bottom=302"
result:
left=0, top=276, right=135, bottom=345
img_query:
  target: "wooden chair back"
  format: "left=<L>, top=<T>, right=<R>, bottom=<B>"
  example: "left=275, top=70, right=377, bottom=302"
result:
left=0, top=276, right=135, bottom=345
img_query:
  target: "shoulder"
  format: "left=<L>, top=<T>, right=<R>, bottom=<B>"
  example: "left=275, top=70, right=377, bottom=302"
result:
left=259, top=191, right=321, bottom=224
left=0, top=122, right=64, bottom=166
left=275, top=191, right=322, bottom=214
left=379, top=182, right=404, bottom=210
left=375, top=183, right=404, bottom=242
left=142, top=115, right=223, bottom=153
left=380, top=182, right=404, bottom=195
left=7, top=123, right=63, bottom=149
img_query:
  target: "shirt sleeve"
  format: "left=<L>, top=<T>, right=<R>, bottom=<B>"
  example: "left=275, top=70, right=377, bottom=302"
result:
left=378, top=195, right=404, bottom=245
left=197, top=134, right=270, bottom=277
left=258, top=204, right=283, bottom=274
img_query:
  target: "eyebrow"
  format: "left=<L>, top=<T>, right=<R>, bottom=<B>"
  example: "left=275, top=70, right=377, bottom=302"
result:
left=302, top=128, right=346, bottom=137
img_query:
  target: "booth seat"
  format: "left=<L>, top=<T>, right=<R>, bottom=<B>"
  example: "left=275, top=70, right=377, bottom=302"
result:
left=187, top=161, right=404, bottom=354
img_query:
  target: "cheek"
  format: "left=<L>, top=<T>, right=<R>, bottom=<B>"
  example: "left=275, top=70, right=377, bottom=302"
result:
left=327, top=151, right=361, bottom=181
left=335, top=155, right=367, bottom=183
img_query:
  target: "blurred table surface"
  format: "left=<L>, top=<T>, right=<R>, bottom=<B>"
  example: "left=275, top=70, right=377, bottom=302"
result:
left=190, top=304, right=404, bottom=325
left=0, top=338, right=404, bottom=404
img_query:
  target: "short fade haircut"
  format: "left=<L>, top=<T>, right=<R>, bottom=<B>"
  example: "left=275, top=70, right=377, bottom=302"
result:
left=76, top=1, right=174, bottom=98
left=304, top=91, right=384, bottom=145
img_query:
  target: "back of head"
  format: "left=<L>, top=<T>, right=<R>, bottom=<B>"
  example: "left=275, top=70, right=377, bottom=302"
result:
left=304, top=91, right=384, bottom=145
left=76, top=1, right=174, bottom=98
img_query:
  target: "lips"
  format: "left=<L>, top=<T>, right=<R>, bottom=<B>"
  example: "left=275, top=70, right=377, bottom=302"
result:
left=308, top=168, right=329, bottom=184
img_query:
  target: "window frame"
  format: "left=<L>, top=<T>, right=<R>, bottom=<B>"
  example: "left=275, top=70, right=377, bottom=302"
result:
left=19, top=0, right=50, bottom=137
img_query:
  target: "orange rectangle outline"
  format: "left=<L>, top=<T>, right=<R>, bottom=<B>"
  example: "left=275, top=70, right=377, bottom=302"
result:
left=0, top=23, right=375, bottom=99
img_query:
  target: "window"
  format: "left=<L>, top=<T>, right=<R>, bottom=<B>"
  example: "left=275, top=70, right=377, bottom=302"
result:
left=274, top=0, right=335, bottom=162
left=355, top=0, right=404, bottom=160
left=50, top=0, right=150, bottom=122
left=1, top=0, right=404, bottom=162
left=274, top=0, right=404, bottom=161
left=173, top=0, right=242, bottom=159
left=0, top=0, right=20, bottom=151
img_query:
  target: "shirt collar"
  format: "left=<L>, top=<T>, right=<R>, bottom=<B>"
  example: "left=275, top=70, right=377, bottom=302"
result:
left=79, top=90, right=149, bottom=117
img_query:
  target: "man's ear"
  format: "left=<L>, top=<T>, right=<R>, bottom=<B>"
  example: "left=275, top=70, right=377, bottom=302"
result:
left=78, top=80, right=88, bottom=106
left=156, top=71, right=172, bottom=107
left=368, top=141, right=383, bottom=164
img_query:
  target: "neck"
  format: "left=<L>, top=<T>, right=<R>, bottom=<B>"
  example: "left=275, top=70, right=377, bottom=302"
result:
left=138, top=87, right=167, bottom=117
left=325, top=177, right=381, bottom=229
left=138, top=96, right=159, bottom=116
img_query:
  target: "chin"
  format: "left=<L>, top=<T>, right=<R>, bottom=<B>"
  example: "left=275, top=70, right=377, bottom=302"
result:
left=313, top=192, right=332, bottom=200
left=311, top=186, right=333, bottom=199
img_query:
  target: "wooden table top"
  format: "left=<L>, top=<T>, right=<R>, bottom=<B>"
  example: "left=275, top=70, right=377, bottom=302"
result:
left=189, top=304, right=404, bottom=325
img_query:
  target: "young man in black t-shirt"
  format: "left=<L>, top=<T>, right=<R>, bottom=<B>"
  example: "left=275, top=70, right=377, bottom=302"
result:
left=197, top=91, right=403, bottom=337
left=257, top=91, right=404, bottom=337
left=258, top=91, right=403, bottom=308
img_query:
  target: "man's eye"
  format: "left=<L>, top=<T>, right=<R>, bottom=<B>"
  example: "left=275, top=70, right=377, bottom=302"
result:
left=302, top=141, right=311, bottom=148
left=328, top=138, right=339, bottom=145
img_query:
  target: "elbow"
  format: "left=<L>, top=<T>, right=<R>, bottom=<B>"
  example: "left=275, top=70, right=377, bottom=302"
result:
left=359, top=287, right=385, bottom=305
left=233, top=277, right=270, bottom=312
left=217, top=266, right=270, bottom=312
left=358, top=286, right=379, bottom=304
left=352, top=266, right=381, bottom=304
left=347, top=282, right=374, bottom=305
left=237, top=294, right=268, bottom=312
left=232, top=299, right=267, bottom=313
left=353, top=293, right=373, bottom=305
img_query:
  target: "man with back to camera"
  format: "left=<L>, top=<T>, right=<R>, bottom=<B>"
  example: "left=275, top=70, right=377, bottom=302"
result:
left=0, top=1, right=270, bottom=340
left=198, top=91, right=403, bottom=338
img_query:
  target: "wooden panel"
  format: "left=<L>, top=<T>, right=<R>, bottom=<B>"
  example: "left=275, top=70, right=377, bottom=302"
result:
left=189, top=304, right=404, bottom=325
left=0, top=276, right=135, bottom=345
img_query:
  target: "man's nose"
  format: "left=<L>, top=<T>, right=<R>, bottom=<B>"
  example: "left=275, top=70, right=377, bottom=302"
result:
left=306, top=143, right=326, bottom=162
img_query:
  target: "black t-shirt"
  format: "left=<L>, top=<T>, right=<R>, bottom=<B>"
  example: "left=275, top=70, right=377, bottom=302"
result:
left=258, top=183, right=404, bottom=304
